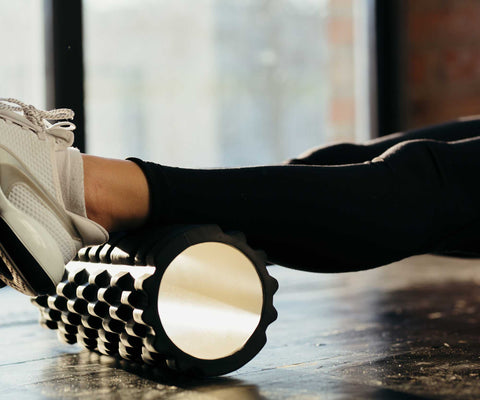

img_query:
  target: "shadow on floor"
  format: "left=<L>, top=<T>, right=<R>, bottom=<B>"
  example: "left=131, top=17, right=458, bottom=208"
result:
left=39, top=350, right=264, bottom=399
left=334, top=281, right=480, bottom=399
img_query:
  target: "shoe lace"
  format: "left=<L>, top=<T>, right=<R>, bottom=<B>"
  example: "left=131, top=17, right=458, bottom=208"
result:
left=0, top=98, right=76, bottom=147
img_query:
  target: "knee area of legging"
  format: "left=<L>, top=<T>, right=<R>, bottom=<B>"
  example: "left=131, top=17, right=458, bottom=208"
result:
left=376, top=138, right=445, bottom=159
left=372, top=139, right=452, bottom=186
left=374, top=139, right=447, bottom=167
left=286, top=142, right=364, bottom=165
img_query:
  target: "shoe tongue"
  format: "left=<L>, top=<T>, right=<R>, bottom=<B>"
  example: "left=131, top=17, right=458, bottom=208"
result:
left=1, top=109, right=40, bottom=132
left=67, top=211, right=109, bottom=246
left=56, top=147, right=87, bottom=217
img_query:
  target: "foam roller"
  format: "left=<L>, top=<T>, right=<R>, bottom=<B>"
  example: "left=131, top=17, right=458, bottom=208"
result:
left=32, top=225, right=278, bottom=377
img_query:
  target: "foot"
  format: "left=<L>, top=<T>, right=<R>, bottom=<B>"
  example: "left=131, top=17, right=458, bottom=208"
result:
left=0, top=98, right=108, bottom=296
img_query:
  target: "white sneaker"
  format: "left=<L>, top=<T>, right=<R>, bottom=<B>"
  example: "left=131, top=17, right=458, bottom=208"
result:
left=0, top=98, right=108, bottom=296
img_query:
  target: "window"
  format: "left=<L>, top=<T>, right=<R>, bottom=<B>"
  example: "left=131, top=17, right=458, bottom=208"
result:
left=0, top=0, right=46, bottom=108
left=84, top=0, right=369, bottom=167
left=0, top=1, right=374, bottom=166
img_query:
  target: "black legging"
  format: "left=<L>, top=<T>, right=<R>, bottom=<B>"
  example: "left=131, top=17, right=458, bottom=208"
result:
left=130, top=117, right=480, bottom=273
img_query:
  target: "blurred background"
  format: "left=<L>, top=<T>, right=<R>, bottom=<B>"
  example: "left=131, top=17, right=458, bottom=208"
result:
left=1, top=0, right=365, bottom=167
left=2, top=4, right=480, bottom=394
left=1, top=0, right=480, bottom=167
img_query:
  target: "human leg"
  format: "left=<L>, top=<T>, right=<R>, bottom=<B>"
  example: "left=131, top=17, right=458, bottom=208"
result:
left=83, top=117, right=480, bottom=237
left=4, top=97, right=480, bottom=295
left=84, top=118, right=480, bottom=235
left=82, top=155, right=149, bottom=232
left=129, top=137, right=480, bottom=273
left=287, top=117, right=480, bottom=166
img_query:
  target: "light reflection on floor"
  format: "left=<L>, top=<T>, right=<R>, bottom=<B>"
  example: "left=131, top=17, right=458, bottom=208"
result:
left=2, top=256, right=480, bottom=398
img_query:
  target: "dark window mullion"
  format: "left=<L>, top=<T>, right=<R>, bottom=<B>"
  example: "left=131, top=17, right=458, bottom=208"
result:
left=44, top=0, right=85, bottom=152
left=375, top=0, right=407, bottom=136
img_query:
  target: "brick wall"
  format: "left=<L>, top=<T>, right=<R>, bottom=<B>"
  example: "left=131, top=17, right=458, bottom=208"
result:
left=406, top=0, right=480, bottom=129
left=326, top=0, right=356, bottom=142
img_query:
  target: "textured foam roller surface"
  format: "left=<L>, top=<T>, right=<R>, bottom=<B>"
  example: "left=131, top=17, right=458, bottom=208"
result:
left=32, top=225, right=278, bottom=377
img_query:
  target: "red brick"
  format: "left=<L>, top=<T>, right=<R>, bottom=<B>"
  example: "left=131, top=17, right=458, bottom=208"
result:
left=409, top=93, right=480, bottom=127
left=408, top=0, right=448, bottom=15
left=408, top=53, right=430, bottom=85
left=405, top=0, right=480, bottom=128
left=440, top=47, right=480, bottom=83
left=329, top=98, right=355, bottom=124
left=328, top=18, right=353, bottom=45
left=407, top=11, right=450, bottom=47
left=407, top=2, right=480, bottom=48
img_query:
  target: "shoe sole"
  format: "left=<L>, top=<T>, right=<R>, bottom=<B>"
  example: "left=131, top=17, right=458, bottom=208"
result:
left=0, top=147, right=70, bottom=296
left=0, top=216, right=55, bottom=295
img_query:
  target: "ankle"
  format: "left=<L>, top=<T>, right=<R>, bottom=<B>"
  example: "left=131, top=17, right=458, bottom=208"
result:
left=82, top=154, right=150, bottom=233
left=83, top=155, right=115, bottom=232
left=56, top=147, right=87, bottom=217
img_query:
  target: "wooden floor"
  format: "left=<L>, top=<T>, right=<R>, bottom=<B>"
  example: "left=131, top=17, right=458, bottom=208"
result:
left=1, top=254, right=480, bottom=399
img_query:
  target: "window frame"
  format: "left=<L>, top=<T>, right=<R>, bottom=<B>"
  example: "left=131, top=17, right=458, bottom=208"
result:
left=374, top=0, right=407, bottom=136
left=44, top=0, right=404, bottom=150
left=44, top=0, right=86, bottom=151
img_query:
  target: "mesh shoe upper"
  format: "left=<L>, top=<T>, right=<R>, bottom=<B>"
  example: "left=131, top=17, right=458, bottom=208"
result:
left=0, top=116, right=60, bottom=202
left=0, top=99, right=108, bottom=264
left=8, top=183, right=78, bottom=263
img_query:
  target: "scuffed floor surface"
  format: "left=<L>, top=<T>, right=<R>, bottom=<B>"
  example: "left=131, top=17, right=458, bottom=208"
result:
left=1, top=254, right=480, bottom=399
